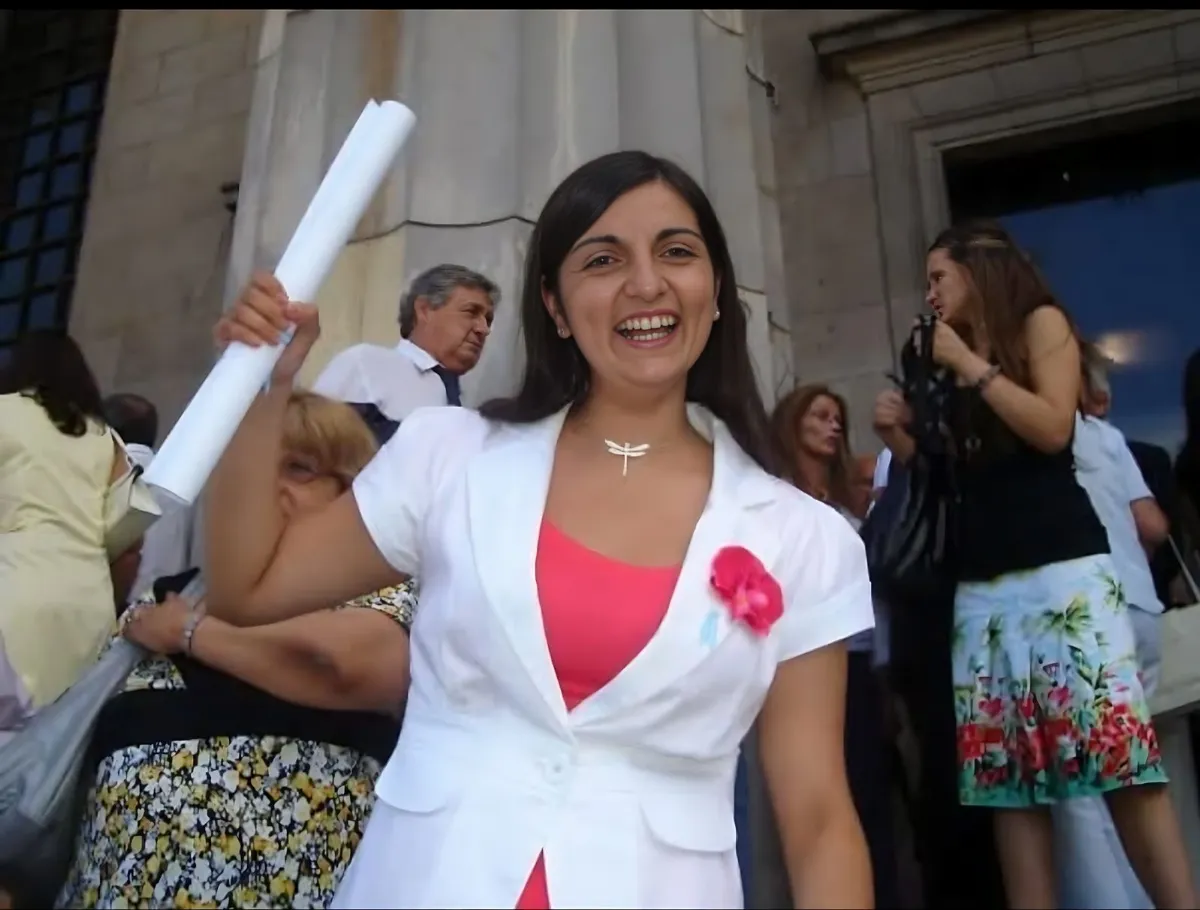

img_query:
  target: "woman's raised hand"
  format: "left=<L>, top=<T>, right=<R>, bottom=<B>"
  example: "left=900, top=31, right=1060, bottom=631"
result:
left=873, top=389, right=911, bottom=434
left=214, top=271, right=320, bottom=385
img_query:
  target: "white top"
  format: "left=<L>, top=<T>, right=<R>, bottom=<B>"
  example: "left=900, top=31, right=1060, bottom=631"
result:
left=123, top=445, right=196, bottom=598
left=1072, top=414, right=1163, bottom=614
left=835, top=508, right=875, bottom=658
left=312, top=338, right=448, bottom=420
left=345, top=405, right=874, bottom=909
left=863, top=449, right=894, bottom=668
left=872, top=447, right=892, bottom=493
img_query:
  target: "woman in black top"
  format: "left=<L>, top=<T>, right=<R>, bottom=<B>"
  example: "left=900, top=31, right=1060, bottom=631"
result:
left=876, top=223, right=1195, bottom=908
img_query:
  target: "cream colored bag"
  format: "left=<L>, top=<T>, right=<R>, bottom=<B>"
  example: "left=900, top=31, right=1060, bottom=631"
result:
left=102, top=435, right=162, bottom=560
left=1151, top=535, right=1200, bottom=719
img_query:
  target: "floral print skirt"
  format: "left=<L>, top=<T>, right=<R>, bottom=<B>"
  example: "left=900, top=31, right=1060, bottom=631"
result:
left=56, top=735, right=381, bottom=908
left=952, top=554, right=1167, bottom=808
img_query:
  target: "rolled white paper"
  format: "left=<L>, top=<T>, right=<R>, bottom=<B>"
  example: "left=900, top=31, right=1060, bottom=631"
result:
left=144, top=99, right=417, bottom=506
left=287, top=101, right=381, bottom=260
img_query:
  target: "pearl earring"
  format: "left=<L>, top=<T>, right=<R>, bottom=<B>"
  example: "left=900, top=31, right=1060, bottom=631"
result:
left=557, top=326, right=569, bottom=338
left=714, top=307, right=721, bottom=320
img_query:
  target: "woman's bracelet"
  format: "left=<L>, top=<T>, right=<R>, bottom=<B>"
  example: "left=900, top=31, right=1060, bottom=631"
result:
left=974, top=363, right=1001, bottom=391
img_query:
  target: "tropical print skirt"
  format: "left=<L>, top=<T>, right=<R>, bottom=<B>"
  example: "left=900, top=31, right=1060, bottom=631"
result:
left=952, top=554, right=1166, bottom=808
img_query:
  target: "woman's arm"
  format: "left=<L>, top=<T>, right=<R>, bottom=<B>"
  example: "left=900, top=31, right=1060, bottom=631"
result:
left=125, top=593, right=411, bottom=714
left=204, top=384, right=402, bottom=626
left=1118, top=441, right=1171, bottom=551
left=872, top=390, right=915, bottom=465
left=1131, top=498, right=1170, bottom=553
left=759, top=642, right=873, bottom=909
left=192, top=608, right=410, bottom=714
left=205, top=384, right=291, bottom=611
left=878, top=427, right=915, bottom=466
left=942, top=306, right=1080, bottom=454
left=110, top=539, right=143, bottom=613
left=206, top=278, right=460, bottom=627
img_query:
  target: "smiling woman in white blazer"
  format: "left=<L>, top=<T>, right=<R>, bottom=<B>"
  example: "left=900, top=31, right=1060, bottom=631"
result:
left=206, top=151, right=875, bottom=909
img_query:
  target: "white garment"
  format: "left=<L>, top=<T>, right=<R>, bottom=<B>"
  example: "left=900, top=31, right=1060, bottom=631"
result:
left=863, top=447, right=894, bottom=668
left=123, top=443, right=155, bottom=471
left=872, top=447, right=892, bottom=494
left=123, top=445, right=196, bottom=597
left=1073, top=415, right=1164, bottom=614
left=0, top=627, right=33, bottom=737
left=1055, top=416, right=1162, bottom=910
left=1055, top=419, right=1164, bottom=909
left=332, top=405, right=875, bottom=909
left=1053, top=608, right=1161, bottom=910
left=312, top=337, right=449, bottom=420
left=837, top=509, right=875, bottom=657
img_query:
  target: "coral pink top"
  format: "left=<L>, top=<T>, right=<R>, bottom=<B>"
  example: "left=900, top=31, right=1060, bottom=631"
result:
left=515, top=520, right=680, bottom=910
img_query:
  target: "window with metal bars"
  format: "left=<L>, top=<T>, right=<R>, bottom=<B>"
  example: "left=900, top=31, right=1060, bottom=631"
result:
left=0, top=10, right=119, bottom=368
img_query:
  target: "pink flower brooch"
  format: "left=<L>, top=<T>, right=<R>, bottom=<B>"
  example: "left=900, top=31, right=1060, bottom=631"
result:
left=707, top=545, right=783, bottom=640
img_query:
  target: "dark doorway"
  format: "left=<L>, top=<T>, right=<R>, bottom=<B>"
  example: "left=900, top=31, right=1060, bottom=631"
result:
left=944, top=102, right=1200, bottom=453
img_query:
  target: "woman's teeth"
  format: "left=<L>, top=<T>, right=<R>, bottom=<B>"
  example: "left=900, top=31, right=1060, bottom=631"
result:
left=616, top=314, right=678, bottom=340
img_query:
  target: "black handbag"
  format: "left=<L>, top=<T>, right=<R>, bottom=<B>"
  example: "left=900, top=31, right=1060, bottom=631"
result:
left=863, top=452, right=955, bottom=605
left=862, top=317, right=957, bottom=604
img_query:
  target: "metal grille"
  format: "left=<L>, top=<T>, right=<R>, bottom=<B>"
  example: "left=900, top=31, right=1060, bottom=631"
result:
left=0, top=10, right=119, bottom=368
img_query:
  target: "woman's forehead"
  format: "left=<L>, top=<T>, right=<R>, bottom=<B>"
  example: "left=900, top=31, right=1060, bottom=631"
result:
left=585, top=181, right=698, bottom=236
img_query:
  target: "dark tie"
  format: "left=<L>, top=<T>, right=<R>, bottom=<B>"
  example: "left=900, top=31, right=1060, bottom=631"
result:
left=433, top=365, right=462, bottom=407
left=347, top=402, right=401, bottom=445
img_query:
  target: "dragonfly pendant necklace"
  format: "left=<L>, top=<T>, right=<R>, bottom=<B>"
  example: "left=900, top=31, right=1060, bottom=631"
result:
left=604, top=440, right=650, bottom=477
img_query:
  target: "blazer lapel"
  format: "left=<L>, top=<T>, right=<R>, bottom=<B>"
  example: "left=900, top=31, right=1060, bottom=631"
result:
left=572, top=409, right=782, bottom=726
left=465, top=409, right=570, bottom=730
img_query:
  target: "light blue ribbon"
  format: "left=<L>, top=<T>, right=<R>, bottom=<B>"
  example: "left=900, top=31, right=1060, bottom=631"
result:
left=700, top=609, right=720, bottom=648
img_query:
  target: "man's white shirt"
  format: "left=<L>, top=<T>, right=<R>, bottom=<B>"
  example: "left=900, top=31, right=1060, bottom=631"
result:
left=1072, top=414, right=1163, bottom=614
left=312, top=338, right=449, bottom=421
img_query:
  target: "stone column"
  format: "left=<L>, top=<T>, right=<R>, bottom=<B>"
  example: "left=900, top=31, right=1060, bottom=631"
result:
left=227, top=8, right=787, bottom=407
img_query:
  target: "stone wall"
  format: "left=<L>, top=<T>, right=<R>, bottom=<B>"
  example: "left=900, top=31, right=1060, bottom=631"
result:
left=69, top=9, right=263, bottom=428
left=752, top=9, right=902, bottom=453
left=227, top=10, right=786, bottom=409
left=755, top=8, right=1200, bottom=455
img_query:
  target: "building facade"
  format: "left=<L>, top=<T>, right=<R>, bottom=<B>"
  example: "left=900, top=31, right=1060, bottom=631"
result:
left=2, top=9, right=1198, bottom=449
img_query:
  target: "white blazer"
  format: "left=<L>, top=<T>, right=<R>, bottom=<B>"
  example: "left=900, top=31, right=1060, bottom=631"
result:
left=334, top=405, right=874, bottom=910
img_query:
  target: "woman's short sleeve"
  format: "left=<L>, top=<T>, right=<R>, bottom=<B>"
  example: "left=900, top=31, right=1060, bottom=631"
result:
left=352, top=406, right=484, bottom=578
left=772, top=500, right=875, bottom=664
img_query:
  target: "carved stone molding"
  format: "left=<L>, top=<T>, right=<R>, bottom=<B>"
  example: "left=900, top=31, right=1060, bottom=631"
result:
left=817, top=9, right=1200, bottom=96
left=852, top=8, right=1200, bottom=352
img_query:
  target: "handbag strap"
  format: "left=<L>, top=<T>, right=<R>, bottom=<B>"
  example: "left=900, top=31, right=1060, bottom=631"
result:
left=1168, top=533, right=1200, bottom=605
left=105, top=427, right=137, bottom=483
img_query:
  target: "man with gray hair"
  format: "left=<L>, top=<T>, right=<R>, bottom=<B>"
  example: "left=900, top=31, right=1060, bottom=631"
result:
left=313, top=263, right=498, bottom=432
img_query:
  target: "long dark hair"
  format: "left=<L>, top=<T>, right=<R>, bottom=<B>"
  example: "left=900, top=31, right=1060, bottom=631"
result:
left=929, top=221, right=1079, bottom=391
left=0, top=330, right=105, bottom=436
left=480, top=151, right=779, bottom=474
